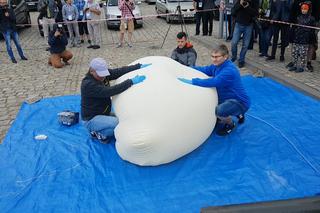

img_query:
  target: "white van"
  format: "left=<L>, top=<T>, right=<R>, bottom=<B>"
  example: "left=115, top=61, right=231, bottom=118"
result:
left=155, top=0, right=195, bottom=23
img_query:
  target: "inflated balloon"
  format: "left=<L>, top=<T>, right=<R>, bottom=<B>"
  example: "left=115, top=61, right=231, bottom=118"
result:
left=112, top=56, right=218, bottom=166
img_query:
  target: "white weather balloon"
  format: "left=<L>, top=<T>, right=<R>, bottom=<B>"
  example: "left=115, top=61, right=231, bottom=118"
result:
left=112, top=56, right=218, bottom=166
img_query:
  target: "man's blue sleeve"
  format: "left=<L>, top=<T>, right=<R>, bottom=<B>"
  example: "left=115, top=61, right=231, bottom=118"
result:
left=192, top=65, right=214, bottom=76
left=192, top=67, right=235, bottom=88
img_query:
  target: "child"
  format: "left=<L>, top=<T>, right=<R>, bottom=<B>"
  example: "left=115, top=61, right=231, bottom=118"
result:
left=288, top=3, right=316, bottom=72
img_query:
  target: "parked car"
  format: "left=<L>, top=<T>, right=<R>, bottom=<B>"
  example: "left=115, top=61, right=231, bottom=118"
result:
left=9, top=0, right=31, bottom=27
left=24, top=0, right=38, bottom=11
left=155, top=0, right=195, bottom=23
left=146, top=0, right=156, bottom=4
left=104, top=0, right=143, bottom=29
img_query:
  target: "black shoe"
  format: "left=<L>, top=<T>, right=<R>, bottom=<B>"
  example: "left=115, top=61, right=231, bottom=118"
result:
left=231, top=58, right=236, bottom=62
left=216, top=122, right=235, bottom=136
left=11, top=58, right=17, bottom=63
left=88, top=39, right=91, bottom=44
left=266, top=56, right=275, bottom=61
left=203, top=34, right=208, bottom=36
left=288, top=66, right=297, bottom=72
left=208, top=33, right=212, bottom=36
left=45, top=47, right=50, bottom=51
left=87, top=45, right=94, bottom=48
left=21, top=56, right=28, bottom=60
left=92, top=45, right=100, bottom=49
left=280, top=55, right=285, bottom=62
left=238, top=61, right=245, bottom=68
left=237, top=114, right=245, bottom=124
left=295, top=68, right=304, bottom=73
left=286, top=62, right=294, bottom=68
left=81, top=39, right=84, bottom=43
left=226, top=36, right=232, bottom=41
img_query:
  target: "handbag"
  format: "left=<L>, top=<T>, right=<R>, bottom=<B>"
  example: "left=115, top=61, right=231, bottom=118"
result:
left=124, top=2, right=137, bottom=26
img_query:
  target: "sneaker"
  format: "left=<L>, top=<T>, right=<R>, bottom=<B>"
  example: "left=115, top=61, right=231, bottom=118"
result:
left=288, top=66, right=297, bottom=72
left=286, top=62, right=294, bottom=68
left=216, top=122, right=235, bottom=136
left=21, top=56, right=28, bottom=60
left=238, top=61, right=245, bottom=68
left=237, top=114, right=245, bottom=124
left=90, top=132, right=112, bottom=144
left=116, top=43, right=122, bottom=48
left=92, top=45, right=100, bottom=49
left=128, top=43, right=132, bottom=48
left=266, top=56, right=275, bottom=61
left=280, top=55, right=285, bottom=62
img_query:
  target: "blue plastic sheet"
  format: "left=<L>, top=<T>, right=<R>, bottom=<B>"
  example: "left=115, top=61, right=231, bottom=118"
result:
left=0, top=76, right=320, bottom=212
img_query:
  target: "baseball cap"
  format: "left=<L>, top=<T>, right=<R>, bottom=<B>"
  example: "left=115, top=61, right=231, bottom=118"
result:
left=89, top=58, right=110, bottom=77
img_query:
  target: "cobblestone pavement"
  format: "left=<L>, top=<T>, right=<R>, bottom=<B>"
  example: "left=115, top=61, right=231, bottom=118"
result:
left=0, top=3, right=318, bottom=142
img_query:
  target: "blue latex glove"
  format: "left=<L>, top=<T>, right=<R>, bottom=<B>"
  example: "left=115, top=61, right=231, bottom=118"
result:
left=131, top=75, right=146, bottom=85
left=178, top=77, right=193, bottom=85
left=140, top=63, right=152, bottom=69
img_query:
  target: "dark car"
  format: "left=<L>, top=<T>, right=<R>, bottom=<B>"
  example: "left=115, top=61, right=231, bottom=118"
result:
left=9, top=0, right=31, bottom=28
left=24, top=0, right=38, bottom=11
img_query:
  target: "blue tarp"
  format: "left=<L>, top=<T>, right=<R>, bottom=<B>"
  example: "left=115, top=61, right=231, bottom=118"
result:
left=0, top=76, right=320, bottom=212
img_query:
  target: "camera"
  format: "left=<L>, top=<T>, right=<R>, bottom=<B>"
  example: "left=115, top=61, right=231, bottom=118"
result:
left=57, top=24, right=64, bottom=33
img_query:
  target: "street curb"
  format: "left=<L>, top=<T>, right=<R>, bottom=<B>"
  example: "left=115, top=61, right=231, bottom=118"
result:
left=191, top=36, right=320, bottom=100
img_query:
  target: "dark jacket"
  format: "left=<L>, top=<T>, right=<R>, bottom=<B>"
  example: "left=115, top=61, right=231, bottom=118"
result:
left=231, top=0, right=259, bottom=26
left=48, top=29, right=68, bottom=54
left=171, top=42, right=197, bottom=66
left=0, top=6, right=17, bottom=33
left=37, top=0, right=58, bottom=19
left=269, top=0, right=292, bottom=22
left=81, top=63, right=141, bottom=121
left=293, top=14, right=316, bottom=44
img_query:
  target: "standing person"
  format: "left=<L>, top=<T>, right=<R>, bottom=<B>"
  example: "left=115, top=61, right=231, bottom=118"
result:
left=171, top=32, right=197, bottom=66
left=55, top=0, right=64, bottom=24
left=117, top=0, right=135, bottom=48
left=257, top=0, right=272, bottom=57
left=193, top=0, right=204, bottom=36
left=81, top=58, right=150, bottom=143
left=266, top=0, right=292, bottom=62
left=202, top=0, right=215, bottom=36
left=38, top=0, right=58, bottom=42
left=84, top=0, right=101, bottom=49
left=48, top=24, right=73, bottom=68
left=215, top=0, right=236, bottom=40
left=0, top=0, right=28, bottom=63
left=231, top=0, right=259, bottom=68
left=74, top=0, right=91, bottom=44
left=62, top=0, right=81, bottom=48
left=288, top=3, right=315, bottom=72
left=178, top=44, right=250, bottom=136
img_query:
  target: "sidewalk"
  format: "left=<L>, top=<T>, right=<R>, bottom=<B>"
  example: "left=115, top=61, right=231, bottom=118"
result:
left=191, top=21, right=320, bottom=100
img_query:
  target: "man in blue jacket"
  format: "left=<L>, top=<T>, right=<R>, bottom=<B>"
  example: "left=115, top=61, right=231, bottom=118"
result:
left=0, top=0, right=27, bottom=63
left=178, top=44, right=250, bottom=136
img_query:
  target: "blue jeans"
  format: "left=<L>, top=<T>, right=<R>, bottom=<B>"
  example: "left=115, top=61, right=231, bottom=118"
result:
left=83, top=115, right=119, bottom=139
left=215, top=99, right=247, bottom=118
left=231, top=23, right=253, bottom=63
left=259, top=27, right=272, bottom=56
left=2, top=29, right=25, bottom=60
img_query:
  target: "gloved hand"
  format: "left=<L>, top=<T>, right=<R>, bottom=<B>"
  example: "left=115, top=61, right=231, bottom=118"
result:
left=140, top=63, right=152, bottom=69
left=178, top=77, right=193, bottom=85
left=131, top=75, right=146, bottom=85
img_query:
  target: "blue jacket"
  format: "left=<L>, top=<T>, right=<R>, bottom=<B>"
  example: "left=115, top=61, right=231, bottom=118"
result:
left=192, top=60, right=250, bottom=110
left=48, top=30, right=68, bottom=54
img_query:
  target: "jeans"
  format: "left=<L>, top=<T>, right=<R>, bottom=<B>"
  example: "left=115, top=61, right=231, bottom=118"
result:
left=2, top=30, right=25, bottom=60
left=83, top=115, right=119, bottom=139
left=259, top=27, right=272, bottom=56
left=215, top=99, right=247, bottom=118
left=231, top=23, right=253, bottom=63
